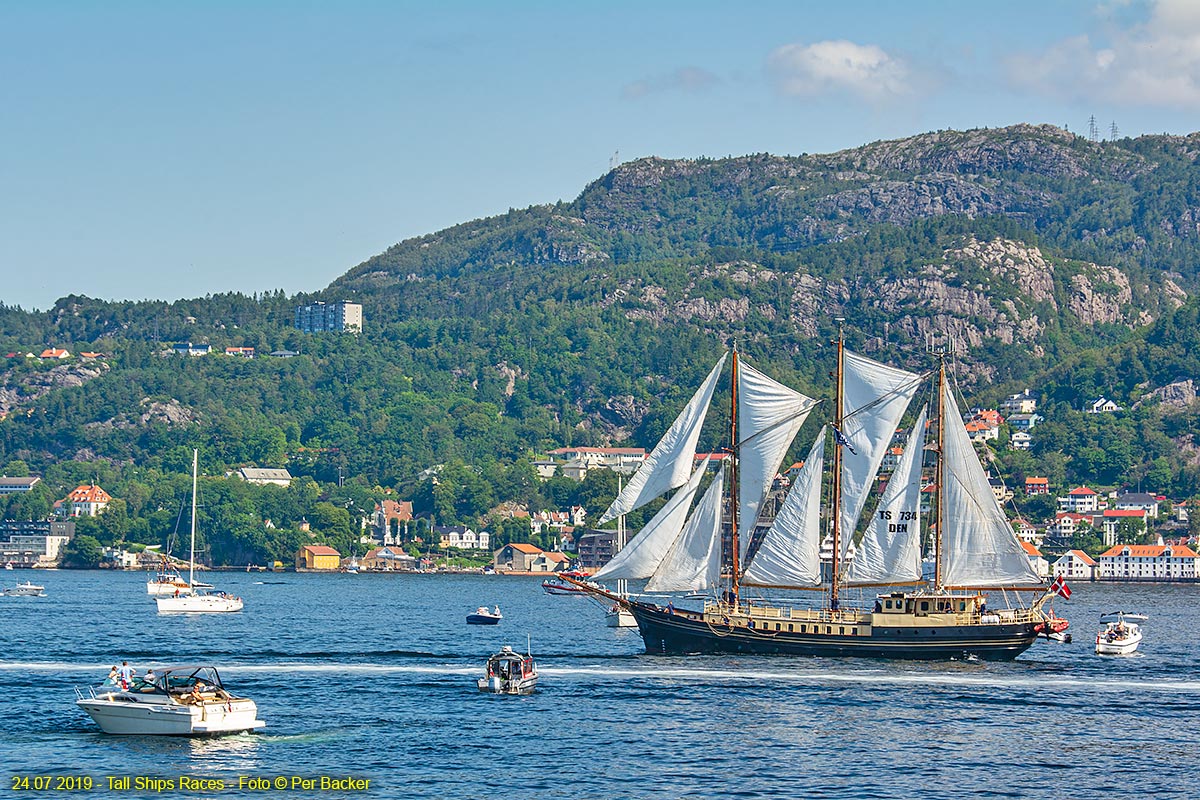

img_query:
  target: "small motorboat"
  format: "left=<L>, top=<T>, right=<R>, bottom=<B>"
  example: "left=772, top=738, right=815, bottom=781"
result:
left=466, top=605, right=502, bottom=625
left=76, top=664, right=265, bottom=735
left=1096, top=611, right=1147, bottom=655
left=1035, top=613, right=1071, bottom=643
left=477, top=646, right=538, bottom=695
left=605, top=602, right=637, bottom=628
left=3, top=580, right=46, bottom=597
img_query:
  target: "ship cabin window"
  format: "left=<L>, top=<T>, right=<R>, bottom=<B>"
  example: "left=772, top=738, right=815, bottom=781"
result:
left=800, top=624, right=807, bottom=633
left=788, top=624, right=794, bottom=632
left=958, top=601, right=967, bottom=612
left=775, top=622, right=781, bottom=631
left=919, top=601, right=930, bottom=612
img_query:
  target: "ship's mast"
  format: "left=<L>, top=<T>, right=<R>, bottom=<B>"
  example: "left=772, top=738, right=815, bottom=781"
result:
left=934, top=356, right=946, bottom=592
left=728, top=344, right=741, bottom=605
left=830, top=320, right=845, bottom=610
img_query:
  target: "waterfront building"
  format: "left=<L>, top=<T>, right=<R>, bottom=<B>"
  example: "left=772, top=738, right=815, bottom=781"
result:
left=492, top=543, right=542, bottom=571
left=1096, top=543, right=1199, bottom=581
left=0, top=519, right=75, bottom=567
left=296, top=544, right=341, bottom=571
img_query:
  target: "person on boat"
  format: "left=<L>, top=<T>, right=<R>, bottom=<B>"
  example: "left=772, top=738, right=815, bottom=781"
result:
left=666, top=601, right=675, bottom=614
left=103, top=666, right=119, bottom=687
left=492, top=605, right=500, bottom=616
left=476, top=606, right=488, bottom=615
left=117, top=661, right=135, bottom=689
left=143, top=668, right=156, bottom=684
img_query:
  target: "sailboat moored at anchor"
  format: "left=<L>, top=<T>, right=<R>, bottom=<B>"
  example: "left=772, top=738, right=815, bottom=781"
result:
left=570, top=329, right=1067, bottom=660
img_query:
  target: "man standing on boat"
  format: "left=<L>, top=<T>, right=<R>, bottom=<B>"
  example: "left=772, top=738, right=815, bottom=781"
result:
left=117, top=661, right=135, bottom=689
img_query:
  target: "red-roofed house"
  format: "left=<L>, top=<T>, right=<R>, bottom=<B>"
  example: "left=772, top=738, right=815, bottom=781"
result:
left=1097, top=543, right=1198, bottom=581
left=1019, top=540, right=1049, bottom=577
left=40, top=348, right=70, bottom=359
left=296, top=544, right=341, bottom=570
left=1058, top=486, right=1100, bottom=513
left=62, top=484, right=111, bottom=517
left=1025, top=477, right=1050, bottom=495
left=965, top=420, right=1000, bottom=442
left=1053, top=549, right=1097, bottom=581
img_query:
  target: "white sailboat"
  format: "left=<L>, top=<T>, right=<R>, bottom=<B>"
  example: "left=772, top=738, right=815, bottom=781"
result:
left=569, top=331, right=1065, bottom=660
left=156, top=451, right=243, bottom=613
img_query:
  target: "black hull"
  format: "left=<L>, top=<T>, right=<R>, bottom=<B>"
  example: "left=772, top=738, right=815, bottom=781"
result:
left=629, top=603, right=1040, bottom=661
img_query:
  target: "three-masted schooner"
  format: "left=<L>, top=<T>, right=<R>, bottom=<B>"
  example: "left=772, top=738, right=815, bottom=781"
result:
left=570, top=331, right=1067, bottom=660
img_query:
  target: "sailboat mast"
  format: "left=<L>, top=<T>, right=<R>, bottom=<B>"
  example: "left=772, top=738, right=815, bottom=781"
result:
left=189, top=448, right=198, bottom=588
left=729, top=346, right=741, bottom=604
left=830, top=321, right=845, bottom=608
left=934, top=358, right=946, bottom=592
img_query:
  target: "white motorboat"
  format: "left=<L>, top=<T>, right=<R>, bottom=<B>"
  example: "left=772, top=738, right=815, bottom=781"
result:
left=1096, top=612, right=1146, bottom=655
left=477, top=646, right=538, bottom=695
left=154, top=450, right=243, bottom=613
left=3, top=580, right=45, bottom=597
left=604, top=602, right=637, bottom=627
left=76, top=665, right=265, bottom=735
left=466, top=605, right=502, bottom=625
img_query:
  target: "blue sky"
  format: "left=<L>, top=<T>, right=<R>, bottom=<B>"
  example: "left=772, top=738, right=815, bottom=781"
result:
left=3, top=0, right=1199, bottom=311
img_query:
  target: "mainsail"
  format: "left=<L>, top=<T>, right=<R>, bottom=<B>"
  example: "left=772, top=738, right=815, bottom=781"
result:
left=737, top=361, right=817, bottom=557
left=592, top=457, right=709, bottom=581
left=740, top=432, right=826, bottom=589
left=839, top=351, right=922, bottom=555
left=598, top=354, right=727, bottom=525
left=938, top=383, right=1042, bottom=587
left=645, top=467, right=725, bottom=593
left=844, top=406, right=928, bottom=586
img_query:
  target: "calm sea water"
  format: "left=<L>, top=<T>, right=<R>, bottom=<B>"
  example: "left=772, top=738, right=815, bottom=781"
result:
left=0, top=569, right=1196, bottom=799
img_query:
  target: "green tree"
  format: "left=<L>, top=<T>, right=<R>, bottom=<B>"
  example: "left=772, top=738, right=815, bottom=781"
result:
left=61, top=534, right=103, bottom=568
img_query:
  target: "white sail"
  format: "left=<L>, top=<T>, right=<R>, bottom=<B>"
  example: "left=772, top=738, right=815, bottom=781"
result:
left=738, top=361, right=816, bottom=557
left=839, top=351, right=922, bottom=555
left=939, top=384, right=1042, bottom=587
left=844, top=406, right=928, bottom=586
left=645, top=468, right=725, bottom=593
left=592, top=458, right=709, bottom=581
left=741, top=432, right=825, bottom=589
left=598, top=354, right=727, bottom=525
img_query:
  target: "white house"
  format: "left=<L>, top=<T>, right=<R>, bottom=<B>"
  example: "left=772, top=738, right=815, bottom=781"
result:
left=238, top=468, right=294, bottom=487
left=1010, top=430, right=1032, bottom=451
left=1058, top=486, right=1100, bottom=514
left=1001, top=389, right=1038, bottom=415
left=1053, top=549, right=1097, bottom=581
left=1089, top=397, right=1122, bottom=413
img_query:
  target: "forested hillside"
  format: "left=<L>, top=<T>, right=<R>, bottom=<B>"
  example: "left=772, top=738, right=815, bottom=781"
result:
left=4, top=123, right=1200, bottom=564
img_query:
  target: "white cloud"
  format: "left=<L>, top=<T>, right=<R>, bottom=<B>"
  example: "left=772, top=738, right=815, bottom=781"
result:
left=1007, top=0, right=1200, bottom=109
left=622, top=66, right=719, bottom=100
left=767, top=39, right=912, bottom=103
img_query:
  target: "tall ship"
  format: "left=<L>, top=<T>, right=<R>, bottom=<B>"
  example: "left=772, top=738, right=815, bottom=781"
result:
left=570, top=329, right=1067, bottom=660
